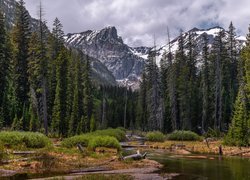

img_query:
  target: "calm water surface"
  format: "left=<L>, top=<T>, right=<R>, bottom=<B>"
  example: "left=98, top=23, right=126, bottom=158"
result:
left=149, top=153, right=250, bottom=180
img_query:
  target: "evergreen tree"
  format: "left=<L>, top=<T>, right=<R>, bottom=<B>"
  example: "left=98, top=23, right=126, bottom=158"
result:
left=83, top=55, right=93, bottom=131
left=136, top=71, right=148, bottom=131
left=68, top=53, right=83, bottom=135
left=12, top=0, right=31, bottom=119
left=226, top=83, right=249, bottom=146
left=48, top=17, right=65, bottom=122
left=166, top=29, right=179, bottom=131
left=51, top=49, right=68, bottom=136
left=90, top=114, right=96, bottom=132
left=145, top=46, right=163, bottom=131
left=212, top=29, right=226, bottom=131
left=0, top=10, right=12, bottom=126
left=175, top=30, right=189, bottom=130
left=201, top=34, right=210, bottom=132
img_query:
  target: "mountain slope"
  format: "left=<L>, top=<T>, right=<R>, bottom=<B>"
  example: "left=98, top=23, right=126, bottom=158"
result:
left=148, top=27, right=245, bottom=66
left=64, top=26, right=145, bottom=88
left=0, top=0, right=41, bottom=31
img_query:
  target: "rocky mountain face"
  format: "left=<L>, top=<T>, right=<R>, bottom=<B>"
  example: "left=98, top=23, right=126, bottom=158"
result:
left=0, top=0, right=40, bottom=31
left=155, top=27, right=246, bottom=66
left=64, top=26, right=145, bottom=89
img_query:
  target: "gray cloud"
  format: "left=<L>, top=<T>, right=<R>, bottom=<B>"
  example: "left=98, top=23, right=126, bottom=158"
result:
left=24, top=0, right=250, bottom=47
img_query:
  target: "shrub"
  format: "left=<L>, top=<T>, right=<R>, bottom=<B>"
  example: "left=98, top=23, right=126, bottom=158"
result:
left=167, top=130, right=202, bottom=141
left=92, top=128, right=126, bottom=142
left=61, top=134, right=91, bottom=148
left=204, top=128, right=224, bottom=138
left=0, top=131, right=51, bottom=148
left=146, top=131, right=165, bottom=142
left=88, top=136, right=121, bottom=150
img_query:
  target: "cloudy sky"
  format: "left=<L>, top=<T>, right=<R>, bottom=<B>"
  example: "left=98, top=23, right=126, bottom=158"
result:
left=23, top=0, right=250, bottom=47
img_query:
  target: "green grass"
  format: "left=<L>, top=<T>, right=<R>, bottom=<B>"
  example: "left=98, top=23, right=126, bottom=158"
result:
left=91, top=128, right=126, bottom=142
left=62, top=134, right=121, bottom=151
left=88, top=136, right=121, bottom=150
left=0, top=131, right=52, bottom=148
left=146, top=131, right=165, bottom=142
left=61, top=134, right=90, bottom=148
left=62, top=128, right=124, bottom=151
left=167, top=130, right=202, bottom=141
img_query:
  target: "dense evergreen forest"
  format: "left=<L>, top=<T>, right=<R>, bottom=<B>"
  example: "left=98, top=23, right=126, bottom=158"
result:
left=0, top=0, right=249, bottom=145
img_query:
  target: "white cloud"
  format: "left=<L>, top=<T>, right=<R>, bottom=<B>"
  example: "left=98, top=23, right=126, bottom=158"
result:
left=24, top=0, right=250, bottom=47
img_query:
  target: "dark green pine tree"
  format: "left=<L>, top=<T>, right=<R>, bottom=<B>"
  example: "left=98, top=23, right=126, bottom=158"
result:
left=201, top=34, right=210, bottom=132
left=48, top=17, right=65, bottom=122
left=82, top=55, right=93, bottom=132
left=28, top=32, right=43, bottom=131
left=69, top=53, right=83, bottom=135
left=225, top=25, right=250, bottom=146
left=186, top=32, right=199, bottom=130
left=0, top=10, right=12, bottom=127
left=226, top=82, right=249, bottom=146
left=166, top=29, right=179, bottom=131
left=27, top=3, right=49, bottom=134
left=51, top=49, right=68, bottom=136
left=12, top=0, right=31, bottom=120
left=175, top=30, right=189, bottom=130
left=136, top=70, right=148, bottom=131
left=211, top=29, right=227, bottom=131
left=160, top=52, right=171, bottom=133
left=226, top=22, right=239, bottom=129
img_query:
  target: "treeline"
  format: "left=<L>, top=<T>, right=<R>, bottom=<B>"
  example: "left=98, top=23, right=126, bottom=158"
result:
left=136, top=23, right=249, bottom=145
left=0, top=1, right=249, bottom=145
left=0, top=0, right=137, bottom=137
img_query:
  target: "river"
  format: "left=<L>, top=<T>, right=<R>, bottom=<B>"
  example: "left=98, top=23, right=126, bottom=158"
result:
left=149, top=152, right=250, bottom=180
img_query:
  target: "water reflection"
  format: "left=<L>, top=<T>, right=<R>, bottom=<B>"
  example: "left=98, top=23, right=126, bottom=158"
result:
left=150, top=153, right=250, bottom=180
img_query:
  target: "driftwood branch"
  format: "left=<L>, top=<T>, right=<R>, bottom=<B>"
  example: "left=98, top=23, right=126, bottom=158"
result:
left=77, top=144, right=85, bottom=153
left=121, top=150, right=147, bottom=160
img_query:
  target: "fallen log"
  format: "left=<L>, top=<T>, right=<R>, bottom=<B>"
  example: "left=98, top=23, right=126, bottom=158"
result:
left=2, top=158, right=30, bottom=164
left=121, top=144, right=149, bottom=148
left=230, top=150, right=250, bottom=156
left=122, top=150, right=147, bottom=160
left=13, top=151, right=36, bottom=155
left=70, top=167, right=111, bottom=173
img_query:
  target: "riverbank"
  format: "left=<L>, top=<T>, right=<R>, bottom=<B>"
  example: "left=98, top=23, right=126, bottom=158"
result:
left=144, top=140, right=250, bottom=157
left=0, top=143, right=168, bottom=179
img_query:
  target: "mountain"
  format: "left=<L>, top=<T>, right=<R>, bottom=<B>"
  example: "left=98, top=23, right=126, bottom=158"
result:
left=0, top=0, right=40, bottom=31
left=64, top=26, right=145, bottom=89
left=155, top=26, right=246, bottom=66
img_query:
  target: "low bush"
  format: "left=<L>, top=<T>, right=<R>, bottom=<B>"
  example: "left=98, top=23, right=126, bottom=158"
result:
left=0, top=131, right=51, bottom=148
left=92, top=128, right=126, bottom=142
left=61, top=134, right=90, bottom=148
left=167, top=130, right=202, bottom=141
left=204, top=128, right=224, bottom=138
left=62, top=134, right=121, bottom=151
left=146, top=131, right=165, bottom=142
left=223, top=135, right=249, bottom=147
left=88, top=136, right=121, bottom=150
